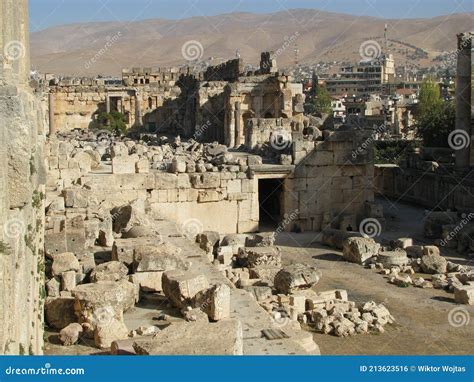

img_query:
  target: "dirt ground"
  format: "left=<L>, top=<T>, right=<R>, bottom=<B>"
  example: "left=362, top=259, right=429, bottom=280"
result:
left=275, top=198, right=474, bottom=355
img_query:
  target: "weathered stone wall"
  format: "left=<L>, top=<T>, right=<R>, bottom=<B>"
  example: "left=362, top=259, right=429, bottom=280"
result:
left=122, top=66, right=196, bottom=87
left=49, top=84, right=190, bottom=133
left=0, top=0, right=46, bottom=355
left=45, top=141, right=259, bottom=234
left=375, top=164, right=474, bottom=211
left=204, top=59, right=243, bottom=82
left=282, top=130, right=375, bottom=232
left=245, top=118, right=294, bottom=150
left=47, top=58, right=304, bottom=148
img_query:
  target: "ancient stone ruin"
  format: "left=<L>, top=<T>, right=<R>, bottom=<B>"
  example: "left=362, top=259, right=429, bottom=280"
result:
left=0, top=0, right=472, bottom=357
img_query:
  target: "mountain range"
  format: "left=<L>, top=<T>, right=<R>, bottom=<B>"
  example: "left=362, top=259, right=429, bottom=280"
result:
left=30, top=9, right=473, bottom=76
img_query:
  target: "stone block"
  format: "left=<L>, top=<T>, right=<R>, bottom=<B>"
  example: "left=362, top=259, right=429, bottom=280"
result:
left=198, top=190, right=221, bottom=203
left=192, top=173, right=221, bottom=189
left=112, top=155, right=138, bottom=174
left=90, top=261, right=129, bottom=282
left=342, top=237, right=380, bottom=265
left=196, top=231, right=220, bottom=253
left=420, top=252, right=447, bottom=274
left=177, top=174, right=191, bottom=188
left=132, top=320, right=243, bottom=355
left=94, top=318, right=129, bottom=349
left=198, top=284, right=231, bottom=321
left=129, top=271, right=164, bottom=292
left=321, top=229, right=361, bottom=249
left=377, top=251, right=409, bottom=268
left=162, top=270, right=209, bottom=309
left=245, top=232, right=276, bottom=247
left=238, top=246, right=281, bottom=268
left=290, top=295, right=306, bottom=314
left=170, top=157, right=186, bottom=173
left=61, top=271, right=77, bottom=292
left=45, top=297, right=76, bottom=330
left=72, top=280, right=137, bottom=323
left=154, top=173, right=178, bottom=189
left=248, top=266, right=281, bottom=283
left=454, top=285, right=474, bottom=305
left=52, top=252, right=80, bottom=276
left=274, top=263, right=321, bottom=294
left=133, top=243, right=188, bottom=272
left=64, top=189, right=89, bottom=208
left=111, top=237, right=154, bottom=266
left=59, top=323, right=83, bottom=346
left=135, top=158, right=150, bottom=173
left=306, top=150, right=334, bottom=166
left=217, top=246, right=234, bottom=265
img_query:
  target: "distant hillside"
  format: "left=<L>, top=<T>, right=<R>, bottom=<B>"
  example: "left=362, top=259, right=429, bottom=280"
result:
left=30, top=9, right=473, bottom=76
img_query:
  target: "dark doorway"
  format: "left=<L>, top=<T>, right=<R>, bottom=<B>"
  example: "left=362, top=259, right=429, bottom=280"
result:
left=258, top=178, right=283, bottom=231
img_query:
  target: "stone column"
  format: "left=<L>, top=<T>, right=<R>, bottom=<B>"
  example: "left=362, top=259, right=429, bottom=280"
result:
left=135, top=91, right=143, bottom=126
left=455, top=32, right=472, bottom=170
left=227, top=103, right=236, bottom=148
left=48, top=92, right=56, bottom=135
left=105, top=94, right=111, bottom=113
left=234, top=101, right=241, bottom=147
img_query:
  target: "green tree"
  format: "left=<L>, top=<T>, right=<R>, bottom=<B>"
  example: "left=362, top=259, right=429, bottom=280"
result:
left=97, top=111, right=127, bottom=135
left=305, top=85, right=332, bottom=115
left=415, top=79, right=455, bottom=147
left=314, top=86, right=333, bottom=114
left=416, top=101, right=455, bottom=148
left=418, top=78, right=442, bottom=115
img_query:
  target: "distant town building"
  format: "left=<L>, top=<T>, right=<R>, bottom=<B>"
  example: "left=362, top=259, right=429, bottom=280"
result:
left=325, top=54, right=395, bottom=97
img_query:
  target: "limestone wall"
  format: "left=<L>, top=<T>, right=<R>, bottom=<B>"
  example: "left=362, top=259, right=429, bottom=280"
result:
left=204, top=59, right=243, bottom=82
left=282, top=130, right=375, bottom=232
left=375, top=165, right=474, bottom=211
left=49, top=85, right=190, bottom=133
left=45, top=140, right=259, bottom=235
left=0, top=0, right=46, bottom=355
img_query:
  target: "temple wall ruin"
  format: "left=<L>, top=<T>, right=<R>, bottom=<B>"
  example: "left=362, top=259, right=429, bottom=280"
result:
left=374, top=165, right=474, bottom=211
left=283, top=130, right=375, bottom=232
left=48, top=81, right=190, bottom=134
left=46, top=58, right=305, bottom=148
left=0, top=0, right=46, bottom=355
left=44, top=126, right=374, bottom=238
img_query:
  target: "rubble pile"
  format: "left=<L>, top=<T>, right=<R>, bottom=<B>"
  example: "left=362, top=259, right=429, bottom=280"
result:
left=54, top=130, right=262, bottom=174
left=193, top=232, right=394, bottom=338
left=319, top=229, right=474, bottom=306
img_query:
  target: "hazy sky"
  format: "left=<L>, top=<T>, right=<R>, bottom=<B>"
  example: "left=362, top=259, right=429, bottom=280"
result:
left=30, top=0, right=473, bottom=32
